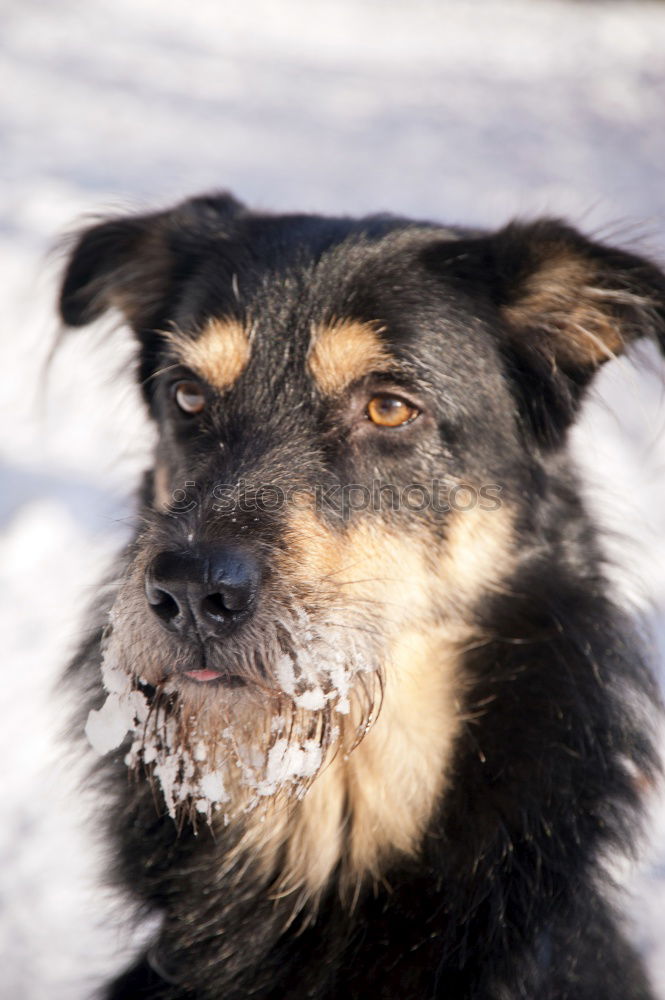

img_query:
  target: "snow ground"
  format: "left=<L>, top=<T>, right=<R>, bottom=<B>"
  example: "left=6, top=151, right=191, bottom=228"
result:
left=2, top=0, right=665, bottom=996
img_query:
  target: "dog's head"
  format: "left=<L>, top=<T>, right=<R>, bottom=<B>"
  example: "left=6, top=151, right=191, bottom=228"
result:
left=60, top=194, right=665, bottom=875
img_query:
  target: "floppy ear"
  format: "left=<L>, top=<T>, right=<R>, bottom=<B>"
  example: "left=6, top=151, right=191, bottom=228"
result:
left=59, top=211, right=168, bottom=329
left=491, top=220, right=665, bottom=373
left=429, top=220, right=665, bottom=442
left=59, top=192, right=244, bottom=332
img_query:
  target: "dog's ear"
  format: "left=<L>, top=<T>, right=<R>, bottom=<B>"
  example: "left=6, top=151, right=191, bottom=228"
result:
left=426, top=220, right=665, bottom=441
left=489, top=219, right=665, bottom=373
left=59, top=192, right=244, bottom=332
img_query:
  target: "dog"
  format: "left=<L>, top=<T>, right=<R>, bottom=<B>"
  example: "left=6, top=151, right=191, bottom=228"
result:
left=59, top=193, right=664, bottom=999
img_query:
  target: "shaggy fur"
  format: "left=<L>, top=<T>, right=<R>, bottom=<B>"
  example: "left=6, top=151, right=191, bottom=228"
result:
left=59, top=193, right=665, bottom=999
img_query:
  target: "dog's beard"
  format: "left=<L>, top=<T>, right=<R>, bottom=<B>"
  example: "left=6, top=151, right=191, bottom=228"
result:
left=85, top=599, right=381, bottom=826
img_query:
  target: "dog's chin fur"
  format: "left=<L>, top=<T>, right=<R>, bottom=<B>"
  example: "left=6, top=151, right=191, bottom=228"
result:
left=59, top=196, right=665, bottom=1000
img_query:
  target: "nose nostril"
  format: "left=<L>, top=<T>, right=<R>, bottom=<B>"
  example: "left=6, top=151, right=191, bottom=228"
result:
left=147, top=586, right=180, bottom=624
left=201, top=592, right=230, bottom=620
left=201, top=587, right=251, bottom=620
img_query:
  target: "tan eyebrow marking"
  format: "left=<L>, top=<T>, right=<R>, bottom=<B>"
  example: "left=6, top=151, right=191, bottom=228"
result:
left=168, top=318, right=251, bottom=390
left=308, top=320, right=394, bottom=395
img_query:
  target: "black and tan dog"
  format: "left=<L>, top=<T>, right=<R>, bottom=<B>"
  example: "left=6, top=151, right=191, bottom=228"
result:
left=60, top=194, right=664, bottom=999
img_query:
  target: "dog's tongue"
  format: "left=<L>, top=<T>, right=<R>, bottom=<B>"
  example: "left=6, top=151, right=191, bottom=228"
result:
left=184, top=669, right=222, bottom=683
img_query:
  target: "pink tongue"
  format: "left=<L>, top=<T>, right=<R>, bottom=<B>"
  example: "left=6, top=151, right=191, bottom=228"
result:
left=184, top=669, right=222, bottom=683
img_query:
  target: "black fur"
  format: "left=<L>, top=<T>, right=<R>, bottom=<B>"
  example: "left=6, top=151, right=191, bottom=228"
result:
left=59, top=194, right=664, bottom=999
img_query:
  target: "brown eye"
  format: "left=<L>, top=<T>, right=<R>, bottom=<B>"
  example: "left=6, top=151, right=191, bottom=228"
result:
left=173, top=380, right=206, bottom=415
left=366, top=394, right=419, bottom=428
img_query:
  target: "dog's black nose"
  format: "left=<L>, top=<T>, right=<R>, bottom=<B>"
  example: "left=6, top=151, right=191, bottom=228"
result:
left=145, top=546, right=260, bottom=637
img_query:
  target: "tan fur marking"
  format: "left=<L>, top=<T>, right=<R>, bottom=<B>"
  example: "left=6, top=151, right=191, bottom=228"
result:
left=439, top=504, right=516, bottom=609
left=343, top=625, right=459, bottom=877
left=153, top=462, right=171, bottom=511
left=221, top=505, right=517, bottom=902
left=241, top=624, right=461, bottom=902
left=170, top=318, right=251, bottom=390
left=308, top=320, right=394, bottom=395
left=503, top=254, right=626, bottom=367
left=277, top=507, right=515, bottom=897
left=232, top=515, right=484, bottom=900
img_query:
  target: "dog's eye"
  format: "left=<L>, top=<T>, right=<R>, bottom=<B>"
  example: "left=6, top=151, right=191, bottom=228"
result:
left=366, top=394, right=419, bottom=428
left=173, top=380, right=207, bottom=415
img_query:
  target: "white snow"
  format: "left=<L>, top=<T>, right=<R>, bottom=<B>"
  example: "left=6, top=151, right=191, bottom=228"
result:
left=295, top=688, right=327, bottom=712
left=275, top=651, right=297, bottom=695
left=85, top=695, right=132, bottom=757
left=199, top=771, right=228, bottom=804
left=259, top=738, right=323, bottom=796
left=3, top=1, right=665, bottom=996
